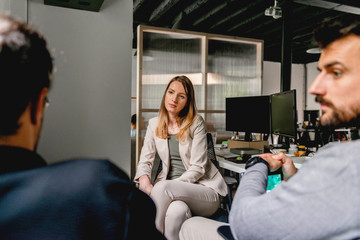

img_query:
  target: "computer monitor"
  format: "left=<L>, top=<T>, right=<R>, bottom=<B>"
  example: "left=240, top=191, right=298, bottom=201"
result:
left=226, top=95, right=271, bottom=141
left=304, top=110, right=319, bottom=127
left=271, top=90, right=297, bottom=139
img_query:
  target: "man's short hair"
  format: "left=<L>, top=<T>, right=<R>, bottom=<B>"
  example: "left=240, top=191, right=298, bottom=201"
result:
left=314, top=15, right=360, bottom=49
left=0, top=15, right=53, bottom=136
left=131, top=114, right=136, bottom=125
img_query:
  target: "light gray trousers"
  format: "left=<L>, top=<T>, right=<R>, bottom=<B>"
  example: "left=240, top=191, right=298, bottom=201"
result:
left=179, top=216, right=228, bottom=240
left=150, top=180, right=220, bottom=240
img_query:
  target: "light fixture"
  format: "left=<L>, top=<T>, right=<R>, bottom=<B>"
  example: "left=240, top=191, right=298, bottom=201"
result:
left=306, top=47, right=322, bottom=54
left=265, top=0, right=282, bottom=19
left=306, top=42, right=322, bottom=54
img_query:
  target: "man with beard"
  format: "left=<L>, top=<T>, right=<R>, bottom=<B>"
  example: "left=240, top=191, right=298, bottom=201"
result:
left=0, top=15, right=164, bottom=239
left=179, top=15, right=360, bottom=240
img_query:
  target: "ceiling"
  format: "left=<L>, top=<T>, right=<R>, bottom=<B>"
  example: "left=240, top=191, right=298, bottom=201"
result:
left=133, top=0, right=360, bottom=64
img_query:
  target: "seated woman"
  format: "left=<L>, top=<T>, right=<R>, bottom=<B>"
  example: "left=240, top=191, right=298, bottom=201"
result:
left=134, top=75, right=227, bottom=240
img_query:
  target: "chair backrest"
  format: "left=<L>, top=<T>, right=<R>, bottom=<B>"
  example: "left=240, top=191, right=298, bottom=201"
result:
left=151, top=153, right=162, bottom=184
left=206, top=132, right=219, bottom=169
left=217, top=225, right=235, bottom=240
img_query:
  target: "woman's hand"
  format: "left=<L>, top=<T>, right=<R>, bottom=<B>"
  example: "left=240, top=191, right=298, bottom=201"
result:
left=139, top=175, right=153, bottom=195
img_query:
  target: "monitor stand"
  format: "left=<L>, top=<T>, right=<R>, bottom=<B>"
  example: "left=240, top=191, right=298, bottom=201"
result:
left=278, top=135, right=291, bottom=149
left=244, top=132, right=252, bottom=141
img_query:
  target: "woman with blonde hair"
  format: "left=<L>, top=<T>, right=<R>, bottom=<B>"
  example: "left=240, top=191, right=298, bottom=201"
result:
left=134, top=75, right=227, bottom=240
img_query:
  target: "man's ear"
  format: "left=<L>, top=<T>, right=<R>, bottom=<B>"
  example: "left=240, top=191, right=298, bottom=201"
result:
left=31, top=88, right=49, bottom=125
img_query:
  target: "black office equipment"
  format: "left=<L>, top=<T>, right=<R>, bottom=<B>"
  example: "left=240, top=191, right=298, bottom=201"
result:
left=304, top=110, right=319, bottom=127
left=226, top=96, right=271, bottom=141
left=270, top=90, right=297, bottom=139
left=217, top=225, right=235, bottom=240
left=269, top=90, right=297, bottom=149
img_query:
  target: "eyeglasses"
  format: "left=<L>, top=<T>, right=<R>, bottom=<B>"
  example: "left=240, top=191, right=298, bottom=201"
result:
left=44, top=96, right=50, bottom=109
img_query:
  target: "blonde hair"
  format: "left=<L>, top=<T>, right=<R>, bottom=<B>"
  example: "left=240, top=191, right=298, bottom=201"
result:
left=155, top=76, right=197, bottom=142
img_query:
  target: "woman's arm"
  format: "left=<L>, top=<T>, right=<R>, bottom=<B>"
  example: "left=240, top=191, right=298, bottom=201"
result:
left=177, top=116, right=208, bottom=183
left=134, top=118, right=157, bottom=186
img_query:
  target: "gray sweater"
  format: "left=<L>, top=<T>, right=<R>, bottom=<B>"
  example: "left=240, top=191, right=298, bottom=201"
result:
left=229, top=140, right=360, bottom=240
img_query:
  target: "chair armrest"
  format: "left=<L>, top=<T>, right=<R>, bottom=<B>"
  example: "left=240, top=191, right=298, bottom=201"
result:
left=217, top=225, right=235, bottom=240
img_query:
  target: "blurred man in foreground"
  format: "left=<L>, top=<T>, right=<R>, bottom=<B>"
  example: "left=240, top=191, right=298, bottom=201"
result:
left=0, top=14, right=164, bottom=240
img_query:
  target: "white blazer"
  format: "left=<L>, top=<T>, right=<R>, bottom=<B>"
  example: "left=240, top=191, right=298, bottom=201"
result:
left=134, top=115, right=227, bottom=197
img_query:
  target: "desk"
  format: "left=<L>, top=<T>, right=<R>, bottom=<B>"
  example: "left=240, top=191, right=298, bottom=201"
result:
left=217, top=156, right=246, bottom=174
left=216, top=154, right=310, bottom=174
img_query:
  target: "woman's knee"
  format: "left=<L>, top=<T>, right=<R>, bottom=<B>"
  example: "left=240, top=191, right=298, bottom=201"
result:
left=166, top=201, right=192, bottom=221
left=165, top=201, right=192, bottom=240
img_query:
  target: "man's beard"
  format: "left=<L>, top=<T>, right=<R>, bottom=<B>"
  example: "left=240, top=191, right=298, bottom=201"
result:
left=316, top=96, right=360, bottom=128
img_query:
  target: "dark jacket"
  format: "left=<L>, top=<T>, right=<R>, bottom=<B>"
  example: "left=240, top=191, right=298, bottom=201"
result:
left=0, top=146, right=165, bottom=240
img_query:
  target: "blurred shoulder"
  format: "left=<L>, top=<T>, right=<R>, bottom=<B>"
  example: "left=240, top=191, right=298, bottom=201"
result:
left=45, top=159, right=131, bottom=188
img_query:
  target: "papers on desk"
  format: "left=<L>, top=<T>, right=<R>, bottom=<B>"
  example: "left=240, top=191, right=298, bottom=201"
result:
left=216, top=149, right=240, bottom=159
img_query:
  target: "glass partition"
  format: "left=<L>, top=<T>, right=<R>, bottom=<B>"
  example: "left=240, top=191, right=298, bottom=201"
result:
left=135, top=26, right=263, bottom=166
left=141, top=31, right=203, bottom=109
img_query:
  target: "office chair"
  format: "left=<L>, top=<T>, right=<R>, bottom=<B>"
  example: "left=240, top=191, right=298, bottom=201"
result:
left=151, top=153, right=162, bottom=184
left=217, top=225, right=235, bottom=240
left=206, top=132, right=238, bottom=213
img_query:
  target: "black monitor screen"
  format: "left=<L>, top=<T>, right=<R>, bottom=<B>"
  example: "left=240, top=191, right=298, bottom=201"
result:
left=226, top=96, right=270, bottom=134
left=304, top=110, right=319, bottom=126
left=271, top=90, right=297, bottom=138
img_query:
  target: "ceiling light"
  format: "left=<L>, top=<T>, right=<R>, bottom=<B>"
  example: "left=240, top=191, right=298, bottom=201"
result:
left=265, top=0, right=282, bottom=19
left=306, top=48, right=322, bottom=54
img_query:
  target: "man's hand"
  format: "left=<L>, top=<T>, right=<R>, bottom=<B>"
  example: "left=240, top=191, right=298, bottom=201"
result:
left=275, top=152, right=298, bottom=180
left=259, top=152, right=298, bottom=180
left=138, top=175, right=153, bottom=195
left=259, top=153, right=283, bottom=171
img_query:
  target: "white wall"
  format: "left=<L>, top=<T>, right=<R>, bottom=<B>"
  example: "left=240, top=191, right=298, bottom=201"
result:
left=263, top=61, right=281, bottom=95
left=263, top=61, right=306, bottom=122
left=306, top=61, right=320, bottom=111
left=22, top=0, right=133, bottom=174
left=0, top=0, right=27, bottom=21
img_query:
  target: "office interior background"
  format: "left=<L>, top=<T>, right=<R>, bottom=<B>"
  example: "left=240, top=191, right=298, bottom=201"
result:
left=1, top=0, right=358, bottom=176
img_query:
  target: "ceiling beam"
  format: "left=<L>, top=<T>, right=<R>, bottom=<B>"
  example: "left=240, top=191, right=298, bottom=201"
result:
left=209, top=0, right=264, bottom=31
left=192, top=2, right=228, bottom=26
left=183, top=0, right=210, bottom=15
left=294, top=0, right=360, bottom=15
left=226, top=12, right=264, bottom=32
left=171, top=0, right=211, bottom=29
left=149, top=0, right=181, bottom=23
left=133, top=0, right=146, bottom=14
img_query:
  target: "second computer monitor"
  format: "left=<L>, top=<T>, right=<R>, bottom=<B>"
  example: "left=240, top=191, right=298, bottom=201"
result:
left=271, top=89, right=297, bottom=138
